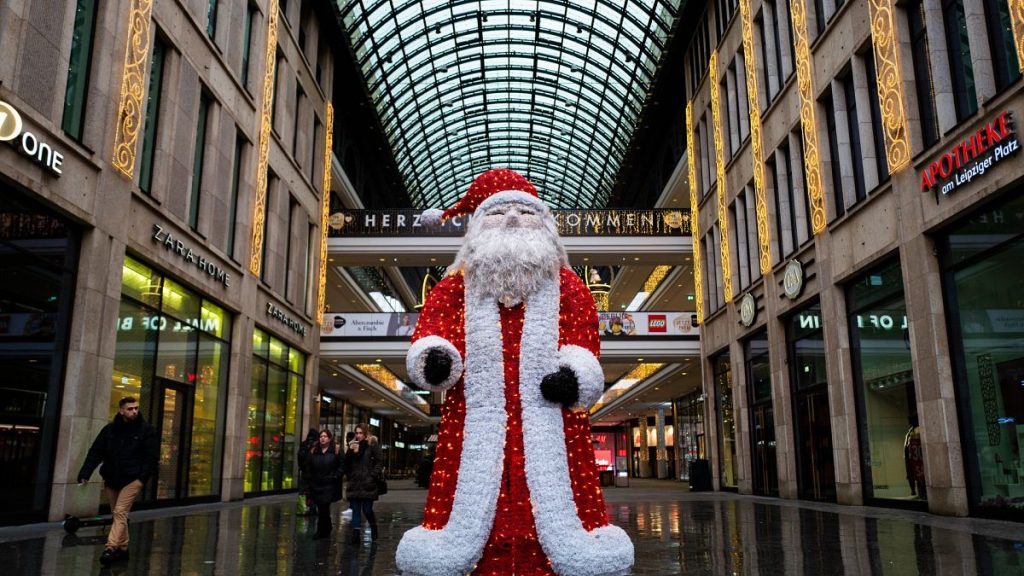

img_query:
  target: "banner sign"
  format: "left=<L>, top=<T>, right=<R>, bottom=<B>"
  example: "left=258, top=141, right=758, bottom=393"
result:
left=598, top=312, right=699, bottom=337
left=321, top=311, right=699, bottom=337
left=320, top=312, right=419, bottom=337
left=326, top=209, right=691, bottom=237
left=920, top=110, right=1019, bottom=196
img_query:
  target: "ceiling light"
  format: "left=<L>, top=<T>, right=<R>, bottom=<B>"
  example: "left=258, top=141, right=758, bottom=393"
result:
left=375, top=358, right=382, bottom=363
left=637, top=358, right=644, bottom=362
left=331, top=372, right=338, bottom=376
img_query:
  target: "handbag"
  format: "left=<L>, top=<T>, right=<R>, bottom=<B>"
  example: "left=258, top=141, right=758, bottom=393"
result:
left=376, top=476, right=389, bottom=496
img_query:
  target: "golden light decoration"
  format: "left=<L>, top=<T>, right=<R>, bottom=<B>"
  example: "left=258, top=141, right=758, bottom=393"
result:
left=708, top=50, right=734, bottom=303
left=789, top=0, right=828, bottom=234
left=1011, top=0, right=1024, bottom=71
left=316, top=102, right=334, bottom=325
left=249, top=0, right=280, bottom=275
left=868, top=0, right=912, bottom=173
left=739, top=0, right=772, bottom=274
left=643, top=265, right=672, bottom=293
left=111, top=0, right=154, bottom=178
left=590, top=362, right=666, bottom=413
left=686, top=101, right=705, bottom=324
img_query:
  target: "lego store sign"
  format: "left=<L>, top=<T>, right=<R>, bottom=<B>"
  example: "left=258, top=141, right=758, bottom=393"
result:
left=0, top=100, right=65, bottom=176
left=920, top=111, right=1019, bottom=196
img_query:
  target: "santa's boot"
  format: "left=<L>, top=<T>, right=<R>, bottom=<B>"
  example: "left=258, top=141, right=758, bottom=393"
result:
left=370, top=520, right=379, bottom=541
left=349, top=528, right=361, bottom=545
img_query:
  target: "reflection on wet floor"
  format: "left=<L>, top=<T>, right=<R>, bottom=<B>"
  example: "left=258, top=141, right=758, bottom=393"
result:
left=2, top=489, right=1023, bottom=575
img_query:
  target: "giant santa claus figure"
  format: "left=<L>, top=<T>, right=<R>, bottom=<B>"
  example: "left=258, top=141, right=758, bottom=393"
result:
left=396, top=169, right=633, bottom=576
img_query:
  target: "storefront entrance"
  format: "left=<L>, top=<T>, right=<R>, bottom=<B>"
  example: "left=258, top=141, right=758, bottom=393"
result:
left=154, top=380, right=191, bottom=501
left=942, top=192, right=1024, bottom=521
left=746, top=331, right=778, bottom=496
left=0, top=190, right=79, bottom=524
left=789, top=303, right=837, bottom=502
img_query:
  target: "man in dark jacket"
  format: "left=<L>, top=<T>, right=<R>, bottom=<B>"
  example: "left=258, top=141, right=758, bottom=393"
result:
left=77, top=397, right=159, bottom=566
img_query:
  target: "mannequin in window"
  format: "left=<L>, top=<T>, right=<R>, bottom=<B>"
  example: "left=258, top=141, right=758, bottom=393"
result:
left=903, top=415, right=926, bottom=498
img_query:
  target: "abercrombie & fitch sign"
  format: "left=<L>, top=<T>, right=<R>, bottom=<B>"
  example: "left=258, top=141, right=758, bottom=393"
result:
left=919, top=111, right=1019, bottom=196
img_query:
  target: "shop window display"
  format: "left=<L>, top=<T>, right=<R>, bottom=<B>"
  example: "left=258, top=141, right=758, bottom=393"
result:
left=113, top=256, right=231, bottom=501
left=848, top=258, right=924, bottom=504
left=674, top=392, right=706, bottom=481
left=713, top=352, right=738, bottom=489
left=245, top=329, right=305, bottom=493
left=943, top=193, right=1024, bottom=520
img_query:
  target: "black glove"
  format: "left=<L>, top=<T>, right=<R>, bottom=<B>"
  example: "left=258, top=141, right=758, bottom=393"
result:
left=424, top=348, right=452, bottom=386
left=540, top=367, right=579, bottom=407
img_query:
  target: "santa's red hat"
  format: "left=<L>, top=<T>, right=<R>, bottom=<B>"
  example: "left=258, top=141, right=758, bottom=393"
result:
left=421, top=168, right=547, bottom=226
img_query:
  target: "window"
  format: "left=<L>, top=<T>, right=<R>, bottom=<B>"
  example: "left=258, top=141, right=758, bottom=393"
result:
left=304, top=222, right=315, bottom=312
left=758, top=0, right=792, bottom=106
left=245, top=328, right=305, bottom=493
left=292, top=87, right=305, bottom=161
left=716, top=0, right=738, bottom=40
left=822, top=88, right=845, bottom=219
left=189, top=93, right=212, bottom=231
left=769, top=134, right=810, bottom=260
left=863, top=49, right=890, bottom=184
left=942, top=0, right=978, bottom=121
left=139, top=39, right=166, bottom=194
left=206, top=0, right=218, bottom=39
left=284, top=196, right=298, bottom=299
left=261, top=171, right=274, bottom=284
left=241, top=4, right=256, bottom=88
left=272, top=52, right=283, bottom=131
left=732, top=183, right=760, bottom=290
left=62, top=0, right=98, bottom=141
left=115, top=256, right=232, bottom=500
left=983, top=0, right=1021, bottom=91
left=906, top=0, right=938, bottom=148
left=815, top=0, right=845, bottom=34
left=227, top=134, right=245, bottom=259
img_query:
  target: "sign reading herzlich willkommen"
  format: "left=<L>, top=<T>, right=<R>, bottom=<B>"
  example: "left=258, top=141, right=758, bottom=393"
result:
left=920, top=110, right=1020, bottom=196
left=326, top=209, right=691, bottom=237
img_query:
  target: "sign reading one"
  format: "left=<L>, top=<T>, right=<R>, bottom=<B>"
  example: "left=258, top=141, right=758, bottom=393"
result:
left=920, top=111, right=1019, bottom=196
left=0, top=100, right=65, bottom=175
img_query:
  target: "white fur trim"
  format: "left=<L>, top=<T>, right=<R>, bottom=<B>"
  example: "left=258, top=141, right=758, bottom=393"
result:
left=558, top=344, right=605, bottom=410
left=395, top=286, right=508, bottom=576
left=406, top=336, right=463, bottom=392
left=520, top=280, right=635, bottom=576
left=475, top=190, right=549, bottom=214
left=421, top=208, right=445, bottom=227
left=397, top=275, right=633, bottom=576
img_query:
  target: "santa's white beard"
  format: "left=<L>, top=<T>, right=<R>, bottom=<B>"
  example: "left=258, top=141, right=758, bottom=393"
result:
left=456, top=225, right=566, bottom=306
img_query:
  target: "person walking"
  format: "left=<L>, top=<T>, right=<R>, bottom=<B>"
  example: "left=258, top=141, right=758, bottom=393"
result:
left=307, top=429, right=344, bottom=539
left=344, top=423, right=383, bottom=544
left=297, top=428, right=319, bottom=516
left=76, top=396, right=159, bottom=566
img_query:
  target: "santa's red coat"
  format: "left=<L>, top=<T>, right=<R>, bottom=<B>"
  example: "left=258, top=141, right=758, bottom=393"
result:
left=398, top=269, right=627, bottom=575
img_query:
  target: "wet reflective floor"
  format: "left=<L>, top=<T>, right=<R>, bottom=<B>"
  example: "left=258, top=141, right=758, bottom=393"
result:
left=1, top=479, right=1023, bottom=575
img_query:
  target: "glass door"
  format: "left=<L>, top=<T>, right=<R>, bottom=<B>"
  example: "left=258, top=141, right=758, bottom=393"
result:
left=747, top=332, right=778, bottom=496
left=795, top=389, right=836, bottom=501
left=154, top=380, right=192, bottom=501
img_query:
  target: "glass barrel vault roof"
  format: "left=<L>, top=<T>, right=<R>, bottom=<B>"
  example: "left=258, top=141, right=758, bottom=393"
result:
left=336, top=0, right=682, bottom=209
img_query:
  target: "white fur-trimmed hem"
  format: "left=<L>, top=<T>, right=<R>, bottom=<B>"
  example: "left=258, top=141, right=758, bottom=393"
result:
left=558, top=344, right=604, bottom=410
left=406, top=336, right=463, bottom=391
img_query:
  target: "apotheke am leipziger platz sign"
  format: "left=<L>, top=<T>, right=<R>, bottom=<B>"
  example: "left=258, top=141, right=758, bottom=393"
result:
left=920, top=110, right=1019, bottom=196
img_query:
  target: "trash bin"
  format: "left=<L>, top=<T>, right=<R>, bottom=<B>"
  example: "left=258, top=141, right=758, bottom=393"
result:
left=599, top=470, right=614, bottom=487
left=688, top=459, right=712, bottom=491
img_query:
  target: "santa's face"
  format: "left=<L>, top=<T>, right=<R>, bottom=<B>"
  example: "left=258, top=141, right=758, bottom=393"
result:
left=478, top=202, right=544, bottom=231
left=456, top=200, right=566, bottom=306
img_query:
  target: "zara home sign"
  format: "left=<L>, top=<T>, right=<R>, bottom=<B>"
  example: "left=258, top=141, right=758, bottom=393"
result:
left=920, top=110, right=1019, bottom=196
left=0, top=100, right=65, bottom=176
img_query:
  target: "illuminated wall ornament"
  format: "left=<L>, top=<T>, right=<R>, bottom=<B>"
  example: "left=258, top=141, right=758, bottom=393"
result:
left=111, top=0, right=154, bottom=178
left=868, top=0, right=912, bottom=173
left=739, top=0, right=772, bottom=274
left=685, top=102, right=704, bottom=324
left=316, top=103, right=334, bottom=325
left=709, top=50, right=734, bottom=303
left=789, top=0, right=828, bottom=234
left=250, top=0, right=280, bottom=275
left=1011, top=0, right=1024, bottom=70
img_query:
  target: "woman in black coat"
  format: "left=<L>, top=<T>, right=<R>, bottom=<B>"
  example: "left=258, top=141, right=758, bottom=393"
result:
left=307, top=429, right=343, bottom=539
left=344, top=423, right=383, bottom=544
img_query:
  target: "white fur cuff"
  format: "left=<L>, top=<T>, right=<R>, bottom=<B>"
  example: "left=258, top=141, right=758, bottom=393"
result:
left=558, top=344, right=604, bottom=409
left=407, top=336, right=463, bottom=391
